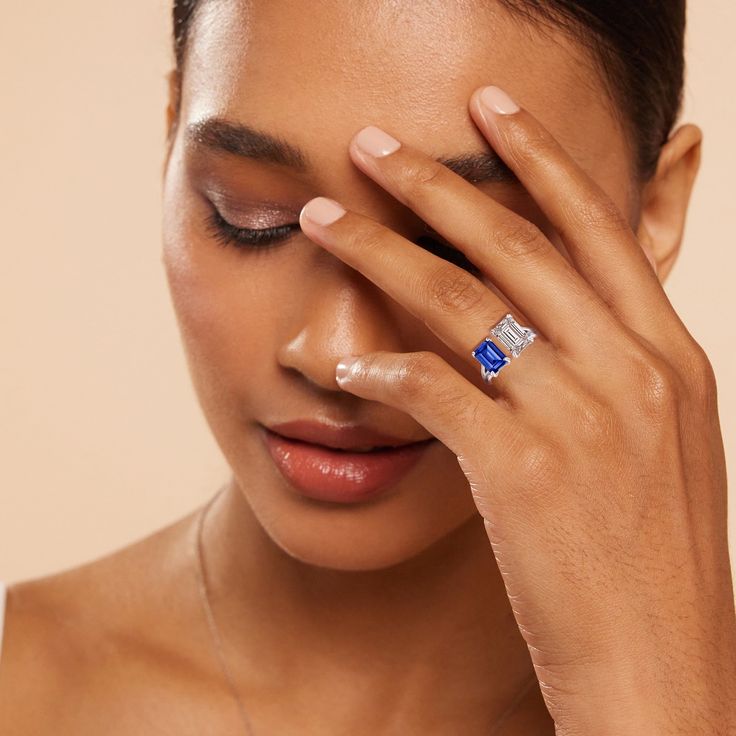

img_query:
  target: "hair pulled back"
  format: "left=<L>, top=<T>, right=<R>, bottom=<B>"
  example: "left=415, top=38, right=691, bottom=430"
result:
left=171, top=0, right=686, bottom=182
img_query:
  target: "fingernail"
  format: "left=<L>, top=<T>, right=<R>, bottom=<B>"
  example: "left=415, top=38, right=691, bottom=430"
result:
left=336, top=356, right=360, bottom=382
left=479, top=85, right=520, bottom=115
left=353, top=126, right=401, bottom=158
left=300, top=197, right=346, bottom=227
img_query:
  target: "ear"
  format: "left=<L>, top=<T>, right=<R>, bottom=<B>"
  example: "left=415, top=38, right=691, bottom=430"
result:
left=163, top=69, right=181, bottom=177
left=635, top=123, right=703, bottom=283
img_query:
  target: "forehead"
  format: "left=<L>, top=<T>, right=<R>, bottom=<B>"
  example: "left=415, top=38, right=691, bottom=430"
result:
left=179, top=0, right=631, bottom=199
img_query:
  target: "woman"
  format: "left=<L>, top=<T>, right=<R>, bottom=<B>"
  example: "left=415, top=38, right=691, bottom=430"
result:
left=1, top=0, right=734, bottom=732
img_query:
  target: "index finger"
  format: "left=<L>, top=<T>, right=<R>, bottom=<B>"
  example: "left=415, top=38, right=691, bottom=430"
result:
left=468, top=84, right=680, bottom=342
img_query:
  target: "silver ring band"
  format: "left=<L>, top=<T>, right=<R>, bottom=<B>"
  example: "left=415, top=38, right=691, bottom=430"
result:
left=471, top=313, right=537, bottom=383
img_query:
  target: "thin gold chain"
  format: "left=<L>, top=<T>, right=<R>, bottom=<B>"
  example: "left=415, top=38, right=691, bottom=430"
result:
left=192, top=484, right=538, bottom=735
left=193, top=483, right=256, bottom=735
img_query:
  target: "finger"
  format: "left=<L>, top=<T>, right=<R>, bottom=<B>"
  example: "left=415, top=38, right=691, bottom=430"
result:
left=299, top=196, right=558, bottom=400
left=333, top=348, right=535, bottom=493
left=344, top=124, right=625, bottom=359
left=468, top=84, right=681, bottom=342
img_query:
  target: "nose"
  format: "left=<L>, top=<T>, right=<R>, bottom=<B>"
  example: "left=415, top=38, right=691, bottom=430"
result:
left=276, top=264, right=424, bottom=393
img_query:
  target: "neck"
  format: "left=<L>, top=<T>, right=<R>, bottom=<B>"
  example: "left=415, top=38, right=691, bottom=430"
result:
left=199, top=476, right=540, bottom=733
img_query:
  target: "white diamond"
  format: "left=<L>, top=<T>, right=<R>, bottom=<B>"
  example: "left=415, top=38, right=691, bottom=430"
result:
left=490, top=313, right=536, bottom=358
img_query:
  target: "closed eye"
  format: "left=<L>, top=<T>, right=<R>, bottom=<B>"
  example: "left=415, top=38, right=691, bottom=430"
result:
left=205, top=205, right=299, bottom=249
left=205, top=203, right=481, bottom=276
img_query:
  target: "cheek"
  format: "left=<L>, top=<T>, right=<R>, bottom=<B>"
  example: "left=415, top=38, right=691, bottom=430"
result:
left=165, top=250, right=274, bottom=384
left=161, top=204, right=277, bottom=415
left=163, top=226, right=230, bottom=352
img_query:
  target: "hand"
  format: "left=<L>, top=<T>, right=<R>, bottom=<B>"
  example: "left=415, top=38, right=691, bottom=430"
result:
left=297, top=85, right=736, bottom=735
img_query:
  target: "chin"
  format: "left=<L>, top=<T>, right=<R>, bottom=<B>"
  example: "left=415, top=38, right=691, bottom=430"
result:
left=235, top=438, right=480, bottom=572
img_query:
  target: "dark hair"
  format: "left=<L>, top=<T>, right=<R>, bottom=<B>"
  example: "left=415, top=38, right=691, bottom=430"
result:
left=171, top=0, right=686, bottom=182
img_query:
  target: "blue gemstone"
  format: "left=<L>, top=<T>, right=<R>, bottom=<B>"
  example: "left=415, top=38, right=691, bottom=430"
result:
left=472, top=338, right=509, bottom=374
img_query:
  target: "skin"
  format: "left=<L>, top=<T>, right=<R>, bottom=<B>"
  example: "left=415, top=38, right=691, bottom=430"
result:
left=1, top=0, right=734, bottom=733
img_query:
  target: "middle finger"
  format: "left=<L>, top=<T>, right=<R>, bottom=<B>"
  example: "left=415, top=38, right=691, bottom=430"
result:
left=299, top=195, right=526, bottom=340
left=340, top=124, right=625, bottom=358
left=298, top=195, right=560, bottom=400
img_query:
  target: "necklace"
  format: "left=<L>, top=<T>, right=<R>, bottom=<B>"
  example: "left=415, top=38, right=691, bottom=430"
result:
left=193, top=486, right=539, bottom=735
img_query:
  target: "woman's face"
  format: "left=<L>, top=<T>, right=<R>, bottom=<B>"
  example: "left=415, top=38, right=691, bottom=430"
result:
left=162, top=0, right=634, bottom=570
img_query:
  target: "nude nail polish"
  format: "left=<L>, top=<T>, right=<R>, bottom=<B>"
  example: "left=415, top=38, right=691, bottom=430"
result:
left=479, top=85, right=520, bottom=115
left=353, top=126, right=401, bottom=157
left=301, top=197, right=346, bottom=226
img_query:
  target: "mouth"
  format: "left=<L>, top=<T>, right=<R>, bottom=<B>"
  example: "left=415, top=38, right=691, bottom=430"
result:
left=290, top=438, right=436, bottom=453
left=260, top=426, right=438, bottom=503
left=263, top=418, right=435, bottom=452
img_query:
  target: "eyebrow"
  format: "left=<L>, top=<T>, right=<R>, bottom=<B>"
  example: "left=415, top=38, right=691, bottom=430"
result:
left=185, top=116, right=518, bottom=185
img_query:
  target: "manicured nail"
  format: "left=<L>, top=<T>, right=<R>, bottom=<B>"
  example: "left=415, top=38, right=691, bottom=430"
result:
left=479, top=85, right=520, bottom=115
left=336, top=356, right=360, bottom=383
left=353, top=126, right=401, bottom=158
left=300, top=197, right=346, bottom=227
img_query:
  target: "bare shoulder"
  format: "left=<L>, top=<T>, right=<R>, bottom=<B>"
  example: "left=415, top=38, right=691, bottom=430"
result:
left=0, top=506, right=217, bottom=734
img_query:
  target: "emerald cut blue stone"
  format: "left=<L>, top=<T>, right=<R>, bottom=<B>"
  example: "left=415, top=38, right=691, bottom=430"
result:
left=472, top=338, right=510, bottom=375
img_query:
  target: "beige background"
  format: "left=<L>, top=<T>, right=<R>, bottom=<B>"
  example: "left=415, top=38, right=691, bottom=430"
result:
left=1, top=1, right=734, bottom=583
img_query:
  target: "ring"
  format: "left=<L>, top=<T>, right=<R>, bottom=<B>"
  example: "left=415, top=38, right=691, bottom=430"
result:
left=471, top=313, right=537, bottom=383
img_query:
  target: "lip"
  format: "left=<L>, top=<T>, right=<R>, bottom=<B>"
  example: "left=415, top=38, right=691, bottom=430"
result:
left=265, top=419, right=433, bottom=450
left=260, top=424, right=437, bottom=504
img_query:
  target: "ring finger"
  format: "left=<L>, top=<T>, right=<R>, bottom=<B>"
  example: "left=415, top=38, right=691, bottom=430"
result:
left=298, top=198, right=563, bottom=407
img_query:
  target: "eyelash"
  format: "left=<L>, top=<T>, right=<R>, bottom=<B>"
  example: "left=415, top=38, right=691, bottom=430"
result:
left=204, top=205, right=299, bottom=249
left=204, top=204, right=481, bottom=276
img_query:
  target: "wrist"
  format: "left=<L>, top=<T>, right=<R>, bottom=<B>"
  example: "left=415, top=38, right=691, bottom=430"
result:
left=543, top=629, right=736, bottom=736
left=551, top=661, right=736, bottom=736
left=541, top=594, right=736, bottom=735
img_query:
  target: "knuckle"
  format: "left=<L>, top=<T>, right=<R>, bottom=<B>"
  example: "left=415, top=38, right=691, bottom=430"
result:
left=576, top=397, right=617, bottom=449
left=680, top=340, right=718, bottom=404
left=400, top=158, right=447, bottom=202
left=424, top=265, right=487, bottom=315
left=567, top=195, right=631, bottom=236
left=629, top=352, right=680, bottom=418
left=501, top=120, right=554, bottom=168
left=492, top=219, right=547, bottom=260
left=393, top=350, right=442, bottom=400
left=351, top=221, right=387, bottom=255
left=516, top=439, right=563, bottom=492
